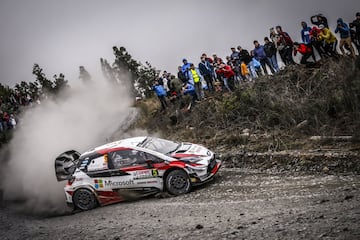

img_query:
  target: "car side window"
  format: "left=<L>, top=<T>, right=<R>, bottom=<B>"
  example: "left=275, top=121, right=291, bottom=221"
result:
left=145, top=152, right=164, bottom=163
left=108, top=149, right=147, bottom=169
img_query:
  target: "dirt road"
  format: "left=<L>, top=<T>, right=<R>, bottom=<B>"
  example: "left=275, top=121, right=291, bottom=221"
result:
left=1, top=168, right=359, bottom=240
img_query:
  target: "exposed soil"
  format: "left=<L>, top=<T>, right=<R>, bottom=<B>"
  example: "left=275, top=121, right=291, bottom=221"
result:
left=1, top=168, right=359, bottom=240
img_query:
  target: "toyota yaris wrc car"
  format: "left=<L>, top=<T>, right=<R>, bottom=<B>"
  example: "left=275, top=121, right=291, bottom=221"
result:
left=55, top=136, right=221, bottom=211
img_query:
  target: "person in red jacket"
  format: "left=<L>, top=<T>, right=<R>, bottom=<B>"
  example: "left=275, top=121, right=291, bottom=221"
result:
left=293, top=42, right=315, bottom=66
left=216, top=63, right=235, bottom=93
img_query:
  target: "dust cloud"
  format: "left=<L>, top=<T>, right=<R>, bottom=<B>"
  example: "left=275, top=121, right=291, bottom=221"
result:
left=0, top=77, right=136, bottom=215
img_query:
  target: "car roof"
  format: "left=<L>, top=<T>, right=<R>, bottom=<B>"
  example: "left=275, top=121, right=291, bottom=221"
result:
left=82, top=136, right=148, bottom=155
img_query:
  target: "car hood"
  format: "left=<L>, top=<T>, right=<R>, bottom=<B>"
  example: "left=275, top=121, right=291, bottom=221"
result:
left=170, top=143, right=212, bottom=160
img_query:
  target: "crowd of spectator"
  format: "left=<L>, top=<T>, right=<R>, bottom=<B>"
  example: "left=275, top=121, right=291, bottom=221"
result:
left=152, top=12, right=360, bottom=112
left=0, top=87, right=42, bottom=135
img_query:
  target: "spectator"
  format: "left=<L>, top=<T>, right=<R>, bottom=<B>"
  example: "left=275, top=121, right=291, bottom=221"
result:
left=241, top=60, right=251, bottom=81
left=301, top=21, right=317, bottom=62
left=349, top=12, right=360, bottom=53
left=276, top=25, right=295, bottom=65
left=182, top=82, right=197, bottom=106
left=216, top=63, right=235, bottom=93
left=270, top=27, right=284, bottom=63
left=318, top=24, right=339, bottom=57
left=169, top=75, right=183, bottom=98
left=181, top=59, right=192, bottom=81
left=198, top=56, right=214, bottom=91
left=250, top=50, right=262, bottom=78
left=264, top=37, right=280, bottom=72
left=152, top=80, right=168, bottom=112
left=177, top=66, right=187, bottom=84
left=310, top=26, right=328, bottom=58
left=230, top=47, right=241, bottom=82
left=253, top=40, right=275, bottom=75
left=162, top=71, right=170, bottom=95
left=188, top=63, right=203, bottom=101
left=311, top=14, right=329, bottom=28
left=335, top=18, right=356, bottom=57
left=293, top=42, right=314, bottom=66
left=237, top=46, right=252, bottom=65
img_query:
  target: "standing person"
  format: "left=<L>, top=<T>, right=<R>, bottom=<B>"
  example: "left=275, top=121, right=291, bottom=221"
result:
left=240, top=60, right=251, bottom=81
left=253, top=40, right=275, bottom=74
left=293, top=42, right=314, bottom=65
left=230, top=47, right=241, bottom=82
left=177, top=66, right=187, bottom=84
left=276, top=25, right=295, bottom=65
left=270, top=27, right=284, bottom=64
left=301, top=21, right=317, bottom=62
left=188, top=63, right=203, bottom=101
left=152, top=80, right=168, bottom=112
left=335, top=18, right=356, bottom=57
left=181, top=59, right=192, bottom=81
left=349, top=12, right=360, bottom=53
left=264, top=37, right=280, bottom=72
left=198, top=56, right=214, bottom=91
left=318, top=24, right=339, bottom=57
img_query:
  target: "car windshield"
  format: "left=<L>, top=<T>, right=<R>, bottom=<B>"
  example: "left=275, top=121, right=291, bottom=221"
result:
left=142, top=137, right=180, bottom=154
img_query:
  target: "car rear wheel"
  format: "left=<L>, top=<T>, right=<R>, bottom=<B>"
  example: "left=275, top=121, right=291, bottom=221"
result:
left=73, top=188, right=97, bottom=211
left=165, top=170, right=191, bottom=195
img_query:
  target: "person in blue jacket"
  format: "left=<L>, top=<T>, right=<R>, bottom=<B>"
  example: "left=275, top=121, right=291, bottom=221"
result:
left=182, top=82, right=197, bottom=105
left=335, top=18, right=355, bottom=57
left=253, top=40, right=275, bottom=75
left=301, top=21, right=317, bottom=61
left=181, top=58, right=192, bottom=81
left=152, top=80, right=168, bottom=112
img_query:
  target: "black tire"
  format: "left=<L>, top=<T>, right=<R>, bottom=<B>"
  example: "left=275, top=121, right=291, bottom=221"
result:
left=165, top=170, right=191, bottom=195
left=73, top=188, right=97, bottom=211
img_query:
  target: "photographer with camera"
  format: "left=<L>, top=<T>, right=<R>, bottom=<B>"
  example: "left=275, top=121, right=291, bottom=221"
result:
left=335, top=18, right=356, bottom=58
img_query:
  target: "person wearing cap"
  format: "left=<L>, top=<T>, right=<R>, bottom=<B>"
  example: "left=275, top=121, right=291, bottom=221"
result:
left=335, top=18, right=355, bottom=57
left=349, top=12, right=360, bottom=53
left=318, top=24, right=339, bottom=57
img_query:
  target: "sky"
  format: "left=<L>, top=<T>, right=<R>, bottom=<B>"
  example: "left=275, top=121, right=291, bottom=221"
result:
left=0, top=0, right=359, bottom=87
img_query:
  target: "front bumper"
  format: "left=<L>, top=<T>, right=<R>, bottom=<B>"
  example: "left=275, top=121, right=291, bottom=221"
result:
left=191, top=159, right=221, bottom=186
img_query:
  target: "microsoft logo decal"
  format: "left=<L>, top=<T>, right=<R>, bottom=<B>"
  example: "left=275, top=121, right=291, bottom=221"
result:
left=94, top=179, right=104, bottom=189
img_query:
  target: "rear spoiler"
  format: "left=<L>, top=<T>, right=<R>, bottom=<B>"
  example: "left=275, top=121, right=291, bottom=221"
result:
left=55, top=150, right=81, bottom=181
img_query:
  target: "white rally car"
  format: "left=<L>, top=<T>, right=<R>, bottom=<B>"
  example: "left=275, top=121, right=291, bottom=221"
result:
left=55, top=136, right=221, bottom=211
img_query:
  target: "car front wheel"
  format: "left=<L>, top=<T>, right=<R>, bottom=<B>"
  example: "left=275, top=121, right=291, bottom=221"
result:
left=165, top=169, right=191, bottom=195
left=73, top=188, right=97, bottom=211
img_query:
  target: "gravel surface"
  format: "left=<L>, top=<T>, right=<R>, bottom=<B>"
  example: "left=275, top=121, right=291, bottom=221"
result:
left=1, top=168, right=360, bottom=240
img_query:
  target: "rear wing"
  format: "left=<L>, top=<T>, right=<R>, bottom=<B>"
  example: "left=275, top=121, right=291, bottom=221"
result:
left=55, top=150, right=81, bottom=181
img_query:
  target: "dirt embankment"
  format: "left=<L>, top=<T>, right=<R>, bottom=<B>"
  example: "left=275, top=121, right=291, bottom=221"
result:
left=132, top=57, right=360, bottom=174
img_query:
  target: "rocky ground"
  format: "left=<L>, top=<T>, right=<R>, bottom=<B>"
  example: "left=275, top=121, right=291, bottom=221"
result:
left=1, top=168, right=359, bottom=240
